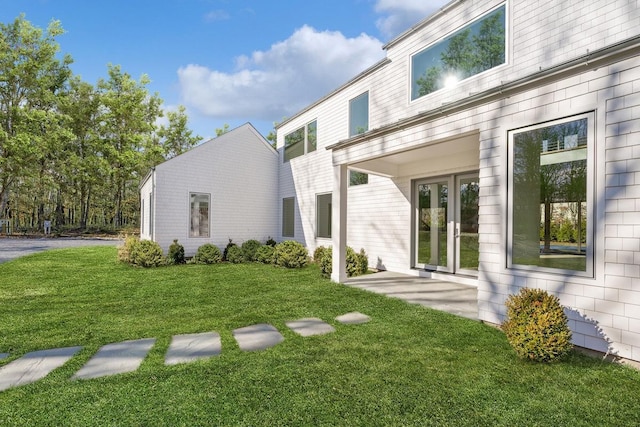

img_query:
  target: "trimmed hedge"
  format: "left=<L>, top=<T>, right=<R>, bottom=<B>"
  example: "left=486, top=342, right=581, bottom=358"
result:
left=273, top=240, right=308, bottom=269
left=241, top=239, right=262, bottom=262
left=225, top=244, right=245, bottom=264
left=129, top=239, right=165, bottom=268
left=192, top=243, right=222, bottom=264
left=502, top=288, right=573, bottom=362
left=318, top=246, right=368, bottom=278
left=256, top=245, right=275, bottom=264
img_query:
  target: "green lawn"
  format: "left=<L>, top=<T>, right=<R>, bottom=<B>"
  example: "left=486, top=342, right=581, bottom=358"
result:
left=1, top=247, right=639, bottom=426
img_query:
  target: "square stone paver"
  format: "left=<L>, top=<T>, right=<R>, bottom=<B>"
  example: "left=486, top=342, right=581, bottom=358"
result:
left=335, top=312, right=371, bottom=324
left=0, top=346, right=82, bottom=392
left=233, top=324, right=284, bottom=351
left=286, top=318, right=336, bottom=337
left=72, top=338, right=156, bottom=380
left=165, top=332, right=221, bottom=365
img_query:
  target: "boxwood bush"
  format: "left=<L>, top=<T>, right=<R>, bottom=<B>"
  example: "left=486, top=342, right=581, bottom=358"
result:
left=502, top=288, right=573, bottom=362
left=273, top=240, right=308, bottom=269
left=256, top=245, right=275, bottom=264
left=117, top=235, right=140, bottom=263
left=129, top=239, right=165, bottom=268
left=241, top=239, right=262, bottom=262
left=319, top=246, right=368, bottom=278
left=192, top=243, right=222, bottom=264
left=225, top=244, right=245, bottom=264
left=168, top=239, right=185, bottom=265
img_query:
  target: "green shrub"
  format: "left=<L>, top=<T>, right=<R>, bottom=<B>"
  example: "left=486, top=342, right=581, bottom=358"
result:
left=193, top=243, right=222, bottom=264
left=168, top=239, right=185, bottom=265
left=319, top=246, right=333, bottom=277
left=226, top=244, right=245, bottom=264
left=265, top=236, right=277, bottom=247
left=319, top=246, right=368, bottom=278
left=313, top=246, right=328, bottom=264
left=130, top=239, right=165, bottom=268
left=502, top=288, right=573, bottom=362
left=117, top=235, right=140, bottom=263
left=256, top=245, right=275, bottom=264
left=223, top=239, right=237, bottom=261
left=273, top=240, right=308, bottom=269
left=241, top=239, right=262, bottom=262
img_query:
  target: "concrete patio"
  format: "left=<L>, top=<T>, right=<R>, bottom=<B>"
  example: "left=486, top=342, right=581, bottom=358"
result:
left=344, top=271, right=479, bottom=320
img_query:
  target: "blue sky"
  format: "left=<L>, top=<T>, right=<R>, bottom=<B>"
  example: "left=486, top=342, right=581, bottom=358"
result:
left=1, top=0, right=449, bottom=140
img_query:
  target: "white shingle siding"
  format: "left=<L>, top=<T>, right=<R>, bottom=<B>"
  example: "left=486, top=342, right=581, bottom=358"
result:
left=146, top=0, right=640, bottom=363
left=145, top=123, right=278, bottom=256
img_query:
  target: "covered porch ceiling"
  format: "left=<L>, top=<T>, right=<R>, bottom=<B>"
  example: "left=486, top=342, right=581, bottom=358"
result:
left=346, top=131, right=480, bottom=178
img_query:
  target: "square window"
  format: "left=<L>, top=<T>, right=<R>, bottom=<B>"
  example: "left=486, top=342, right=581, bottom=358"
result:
left=349, top=92, right=369, bottom=137
left=283, top=120, right=317, bottom=162
left=508, top=113, right=593, bottom=274
left=189, top=193, right=210, bottom=238
left=316, top=193, right=332, bottom=239
left=282, top=197, right=295, bottom=237
left=411, top=4, right=505, bottom=100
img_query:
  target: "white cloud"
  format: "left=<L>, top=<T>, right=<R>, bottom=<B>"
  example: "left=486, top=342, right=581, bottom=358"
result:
left=177, top=25, right=384, bottom=122
left=204, top=10, right=230, bottom=23
left=374, top=0, right=450, bottom=39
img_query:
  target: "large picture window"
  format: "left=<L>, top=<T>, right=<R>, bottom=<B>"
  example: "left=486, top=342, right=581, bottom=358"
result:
left=284, top=120, right=317, bottom=162
left=189, top=193, right=210, bottom=238
left=282, top=197, right=295, bottom=237
left=508, top=113, right=593, bottom=274
left=349, top=91, right=368, bottom=137
left=316, top=193, right=332, bottom=239
left=411, top=4, right=505, bottom=100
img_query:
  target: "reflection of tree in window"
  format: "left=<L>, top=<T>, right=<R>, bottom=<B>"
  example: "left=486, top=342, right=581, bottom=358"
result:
left=413, top=6, right=505, bottom=99
left=512, top=118, right=588, bottom=272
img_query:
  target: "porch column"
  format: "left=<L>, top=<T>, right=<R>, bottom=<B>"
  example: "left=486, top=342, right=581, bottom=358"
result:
left=331, top=164, right=348, bottom=282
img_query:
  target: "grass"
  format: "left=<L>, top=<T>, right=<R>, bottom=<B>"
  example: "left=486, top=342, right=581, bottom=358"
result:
left=1, top=247, right=639, bottom=426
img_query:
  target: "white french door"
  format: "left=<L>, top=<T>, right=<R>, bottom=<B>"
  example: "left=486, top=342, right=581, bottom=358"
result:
left=414, top=173, right=479, bottom=274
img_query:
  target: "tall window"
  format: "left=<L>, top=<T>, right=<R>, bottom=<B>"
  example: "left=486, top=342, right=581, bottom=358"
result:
left=508, top=113, right=593, bottom=274
left=316, top=193, right=332, bottom=239
left=282, top=197, right=295, bottom=237
left=189, top=193, right=210, bottom=238
left=284, top=120, right=317, bottom=162
left=349, top=91, right=369, bottom=137
left=411, top=4, right=505, bottom=100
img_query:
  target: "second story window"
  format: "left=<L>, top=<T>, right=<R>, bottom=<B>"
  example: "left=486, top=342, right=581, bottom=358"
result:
left=411, top=4, right=506, bottom=100
left=349, top=91, right=369, bottom=137
left=284, top=120, right=317, bottom=162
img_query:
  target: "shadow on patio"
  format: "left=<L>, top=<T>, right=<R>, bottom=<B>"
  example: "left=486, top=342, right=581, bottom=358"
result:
left=344, top=271, right=478, bottom=320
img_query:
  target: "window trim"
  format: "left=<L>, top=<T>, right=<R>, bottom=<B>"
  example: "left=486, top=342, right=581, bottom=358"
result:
left=506, top=112, right=595, bottom=277
left=283, top=119, right=317, bottom=162
left=189, top=192, right=211, bottom=238
left=316, top=192, right=332, bottom=239
left=282, top=197, right=295, bottom=238
left=409, top=2, right=507, bottom=102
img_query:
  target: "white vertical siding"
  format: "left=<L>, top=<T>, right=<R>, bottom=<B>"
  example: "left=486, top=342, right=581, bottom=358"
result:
left=152, top=124, right=278, bottom=256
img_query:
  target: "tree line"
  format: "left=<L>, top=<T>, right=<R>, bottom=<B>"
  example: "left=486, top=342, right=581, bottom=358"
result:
left=0, top=15, right=202, bottom=235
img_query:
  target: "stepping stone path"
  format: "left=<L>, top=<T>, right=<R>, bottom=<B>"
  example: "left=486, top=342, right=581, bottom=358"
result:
left=0, top=312, right=370, bottom=392
left=0, top=346, right=83, bottom=392
left=165, top=332, right=221, bottom=365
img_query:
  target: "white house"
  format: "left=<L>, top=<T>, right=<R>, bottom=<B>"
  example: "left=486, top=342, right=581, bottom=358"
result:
left=143, top=0, right=640, bottom=363
left=139, top=123, right=279, bottom=255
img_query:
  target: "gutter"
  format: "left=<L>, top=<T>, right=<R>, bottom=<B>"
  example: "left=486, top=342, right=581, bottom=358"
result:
left=328, top=34, right=640, bottom=152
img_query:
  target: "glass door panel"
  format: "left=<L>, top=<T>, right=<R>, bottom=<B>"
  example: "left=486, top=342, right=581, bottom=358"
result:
left=457, top=175, right=480, bottom=272
left=416, top=181, right=449, bottom=270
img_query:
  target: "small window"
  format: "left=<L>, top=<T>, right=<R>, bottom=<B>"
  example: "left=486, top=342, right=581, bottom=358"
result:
left=284, top=120, right=317, bottom=162
left=189, top=193, right=210, bottom=238
left=316, top=193, right=332, bottom=239
left=508, top=113, right=593, bottom=274
left=349, top=92, right=369, bottom=137
left=282, top=197, right=295, bottom=237
left=411, top=4, right=505, bottom=100
left=349, top=170, right=369, bottom=186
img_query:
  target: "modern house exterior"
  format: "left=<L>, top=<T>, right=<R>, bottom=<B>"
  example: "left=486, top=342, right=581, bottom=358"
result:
left=139, top=123, right=279, bottom=255
left=143, top=0, right=640, bottom=363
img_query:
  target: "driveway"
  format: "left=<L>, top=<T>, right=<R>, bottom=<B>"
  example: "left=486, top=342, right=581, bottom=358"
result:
left=0, top=237, right=121, bottom=264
